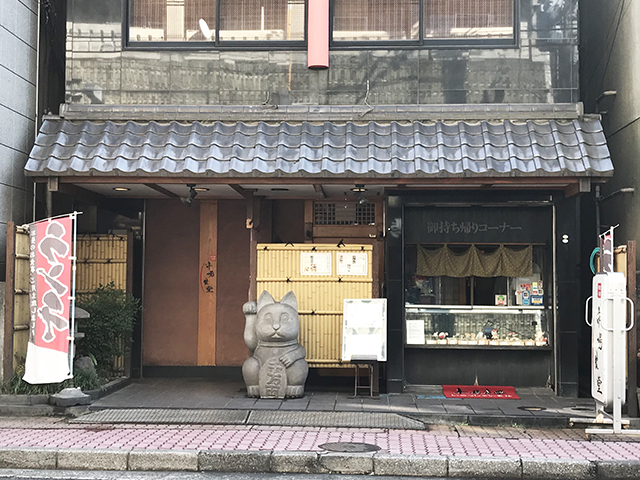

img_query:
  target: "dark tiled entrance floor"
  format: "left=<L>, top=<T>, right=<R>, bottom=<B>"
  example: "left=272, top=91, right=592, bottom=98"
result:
left=91, top=378, right=598, bottom=427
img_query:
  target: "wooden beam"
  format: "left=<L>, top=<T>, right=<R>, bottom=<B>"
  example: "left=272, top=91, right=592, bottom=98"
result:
left=198, top=201, right=218, bottom=366
left=57, top=176, right=587, bottom=187
left=229, top=184, right=251, bottom=199
left=47, top=177, right=59, bottom=192
left=3, top=222, right=15, bottom=382
left=313, top=184, right=326, bottom=198
left=313, top=225, right=377, bottom=238
left=565, top=179, right=591, bottom=198
left=144, top=183, right=179, bottom=198
left=304, top=200, right=314, bottom=242
left=249, top=227, right=257, bottom=302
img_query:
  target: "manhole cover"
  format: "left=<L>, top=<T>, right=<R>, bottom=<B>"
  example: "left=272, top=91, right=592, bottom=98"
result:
left=319, top=442, right=381, bottom=453
left=517, top=406, right=546, bottom=411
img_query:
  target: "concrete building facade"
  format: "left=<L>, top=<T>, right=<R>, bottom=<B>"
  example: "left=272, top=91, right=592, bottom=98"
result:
left=0, top=0, right=39, bottom=280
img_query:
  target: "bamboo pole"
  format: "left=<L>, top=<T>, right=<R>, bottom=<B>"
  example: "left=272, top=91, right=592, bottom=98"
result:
left=3, top=222, right=15, bottom=381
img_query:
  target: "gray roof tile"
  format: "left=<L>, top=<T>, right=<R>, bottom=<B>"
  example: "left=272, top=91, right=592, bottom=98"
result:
left=26, top=119, right=613, bottom=178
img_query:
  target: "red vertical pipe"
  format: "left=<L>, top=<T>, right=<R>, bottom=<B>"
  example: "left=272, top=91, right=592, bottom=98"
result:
left=308, top=0, right=329, bottom=69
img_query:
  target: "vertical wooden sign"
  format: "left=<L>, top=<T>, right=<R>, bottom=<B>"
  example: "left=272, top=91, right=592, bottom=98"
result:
left=198, top=201, right=218, bottom=365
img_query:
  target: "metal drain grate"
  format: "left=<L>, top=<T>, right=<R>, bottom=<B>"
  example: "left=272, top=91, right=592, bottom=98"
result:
left=517, top=406, right=546, bottom=412
left=571, top=406, right=593, bottom=412
left=70, top=409, right=249, bottom=425
left=320, top=442, right=381, bottom=453
left=247, top=411, right=425, bottom=429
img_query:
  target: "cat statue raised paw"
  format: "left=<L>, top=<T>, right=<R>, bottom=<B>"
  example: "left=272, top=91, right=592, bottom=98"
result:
left=242, top=291, right=309, bottom=398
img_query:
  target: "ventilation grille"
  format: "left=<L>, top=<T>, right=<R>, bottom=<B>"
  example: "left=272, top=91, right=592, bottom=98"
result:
left=314, top=202, right=376, bottom=226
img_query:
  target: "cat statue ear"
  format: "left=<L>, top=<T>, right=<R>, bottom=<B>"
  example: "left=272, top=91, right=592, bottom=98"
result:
left=280, top=291, right=298, bottom=311
left=257, top=290, right=276, bottom=312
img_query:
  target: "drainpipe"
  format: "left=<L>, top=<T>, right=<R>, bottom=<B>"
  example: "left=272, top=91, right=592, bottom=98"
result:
left=32, top=1, right=42, bottom=221
left=34, top=1, right=41, bottom=137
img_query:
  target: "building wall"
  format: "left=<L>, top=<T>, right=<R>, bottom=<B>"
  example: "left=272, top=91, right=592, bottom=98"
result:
left=64, top=0, right=579, bottom=106
left=580, top=1, right=640, bottom=258
left=0, top=0, right=38, bottom=280
left=144, top=199, right=278, bottom=368
left=143, top=200, right=200, bottom=366
left=215, top=200, right=252, bottom=366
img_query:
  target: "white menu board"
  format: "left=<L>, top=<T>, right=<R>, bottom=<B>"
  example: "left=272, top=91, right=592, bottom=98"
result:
left=342, top=299, right=387, bottom=361
left=300, top=252, right=332, bottom=275
left=336, top=252, right=368, bottom=276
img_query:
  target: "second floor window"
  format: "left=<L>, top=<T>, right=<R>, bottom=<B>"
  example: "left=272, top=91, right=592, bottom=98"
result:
left=128, top=0, right=514, bottom=47
left=129, top=0, right=305, bottom=43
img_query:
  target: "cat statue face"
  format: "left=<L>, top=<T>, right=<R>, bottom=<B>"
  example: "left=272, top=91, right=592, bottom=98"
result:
left=255, top=291, right=299, bottom=342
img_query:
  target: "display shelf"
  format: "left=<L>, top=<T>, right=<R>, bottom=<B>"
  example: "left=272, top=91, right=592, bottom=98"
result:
left=405, top=304, right=550, bottom=348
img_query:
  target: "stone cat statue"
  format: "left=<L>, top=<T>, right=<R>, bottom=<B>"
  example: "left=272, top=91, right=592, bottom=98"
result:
left=242, top=291, right=309, bottom=398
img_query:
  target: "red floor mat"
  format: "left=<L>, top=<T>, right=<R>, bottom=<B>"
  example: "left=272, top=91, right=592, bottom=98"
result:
left=442, top=385, right=520, bottom=399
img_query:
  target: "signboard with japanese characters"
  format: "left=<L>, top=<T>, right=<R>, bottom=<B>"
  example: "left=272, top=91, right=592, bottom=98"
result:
left=300, top=251, right=332, bottom=276
left=23, top=216, right=74, bottom=384
left=590, top=272, right=627, bottom=407
left=336, top=252, right=368, bottom=276
left=404, top=206, right=552, bottom=244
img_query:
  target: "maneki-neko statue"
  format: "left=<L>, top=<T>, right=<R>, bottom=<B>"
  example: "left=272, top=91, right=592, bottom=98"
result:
left=242, top=291, right=308, bottom=398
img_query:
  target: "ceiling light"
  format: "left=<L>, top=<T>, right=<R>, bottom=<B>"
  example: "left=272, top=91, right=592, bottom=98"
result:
left=194, top=187, right=209, bottom=192
left=113, top=187, right=130, bottom=192
left=351, top=184, right=367, bottom=193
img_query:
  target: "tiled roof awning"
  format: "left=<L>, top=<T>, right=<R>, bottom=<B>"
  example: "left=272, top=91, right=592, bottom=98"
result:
left=26, top=118, right=613, bottom=178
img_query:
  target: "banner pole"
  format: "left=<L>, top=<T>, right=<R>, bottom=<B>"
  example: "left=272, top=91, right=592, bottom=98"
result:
left=69, top=212, right=78, bottom=382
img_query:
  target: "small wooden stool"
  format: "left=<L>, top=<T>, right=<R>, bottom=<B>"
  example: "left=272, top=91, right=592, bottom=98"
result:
left=350, top=355, right=379, bottom=397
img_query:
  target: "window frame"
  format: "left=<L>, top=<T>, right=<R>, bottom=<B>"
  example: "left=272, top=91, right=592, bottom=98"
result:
left=330, top=0, right=519, bottom=49
left=123, top=0, right=518, bottom=51
left=124, top=0, right=309, bottom=51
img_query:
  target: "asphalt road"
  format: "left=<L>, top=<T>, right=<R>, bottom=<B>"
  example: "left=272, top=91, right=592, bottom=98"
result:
left=0, top=472, right=454, bottom=480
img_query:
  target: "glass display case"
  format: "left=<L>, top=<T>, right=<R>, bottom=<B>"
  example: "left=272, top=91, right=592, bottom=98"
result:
left=405, top=305, right=549, bottom=348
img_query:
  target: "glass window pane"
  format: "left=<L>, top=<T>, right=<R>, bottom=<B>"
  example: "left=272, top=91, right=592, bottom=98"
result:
left=219, top=0, right=305, bottom=41
left=333, top=0, right=419, bottom=41
left=424, top=0, right=513, bottom=39
left=129, top=0, right=217, bottom=42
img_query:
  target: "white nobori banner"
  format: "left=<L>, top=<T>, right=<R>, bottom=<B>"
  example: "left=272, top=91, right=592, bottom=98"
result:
left=23, top=215, right=76, bottom=384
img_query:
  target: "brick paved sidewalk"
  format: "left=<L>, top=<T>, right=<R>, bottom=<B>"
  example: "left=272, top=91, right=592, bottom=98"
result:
left=0, top=417, right=638, bottom=461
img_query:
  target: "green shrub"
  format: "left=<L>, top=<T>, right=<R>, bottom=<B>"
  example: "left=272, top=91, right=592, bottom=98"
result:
left=77, top=282, right=140, bottom=377
left=2, top=361, right=102, bottom=395
left=71, top=367, right=102, bottom=391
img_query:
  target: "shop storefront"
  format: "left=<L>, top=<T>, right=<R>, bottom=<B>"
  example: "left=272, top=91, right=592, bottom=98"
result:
left=386, top=190, right=592, bottom=394
left=23, top=106, right=612, bottom=397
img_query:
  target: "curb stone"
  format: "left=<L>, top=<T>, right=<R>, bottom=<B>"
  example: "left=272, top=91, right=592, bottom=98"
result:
left=57, top=449, right=128, bottom=470
left=596, top=459, right=640, bottom=479
left=0, top=395, right=49, bottom=406
left=129, top=450, right=198, bottom=471
left=522, top=457, right=596, bottom=479
left=84, top=377, right=131, bottom=402
left=318, top=452, right=374, bottom=474
left=449, top=456, right=521, bottom=478
left=198, top=450, right=271, bottom=472
left=271, top=450, right=323, bottom=473
left=0, top=447, right=636, bottom=478
left=0, top=447, right=57, bottom=469
left=374, top=453, right=447, bottom=477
